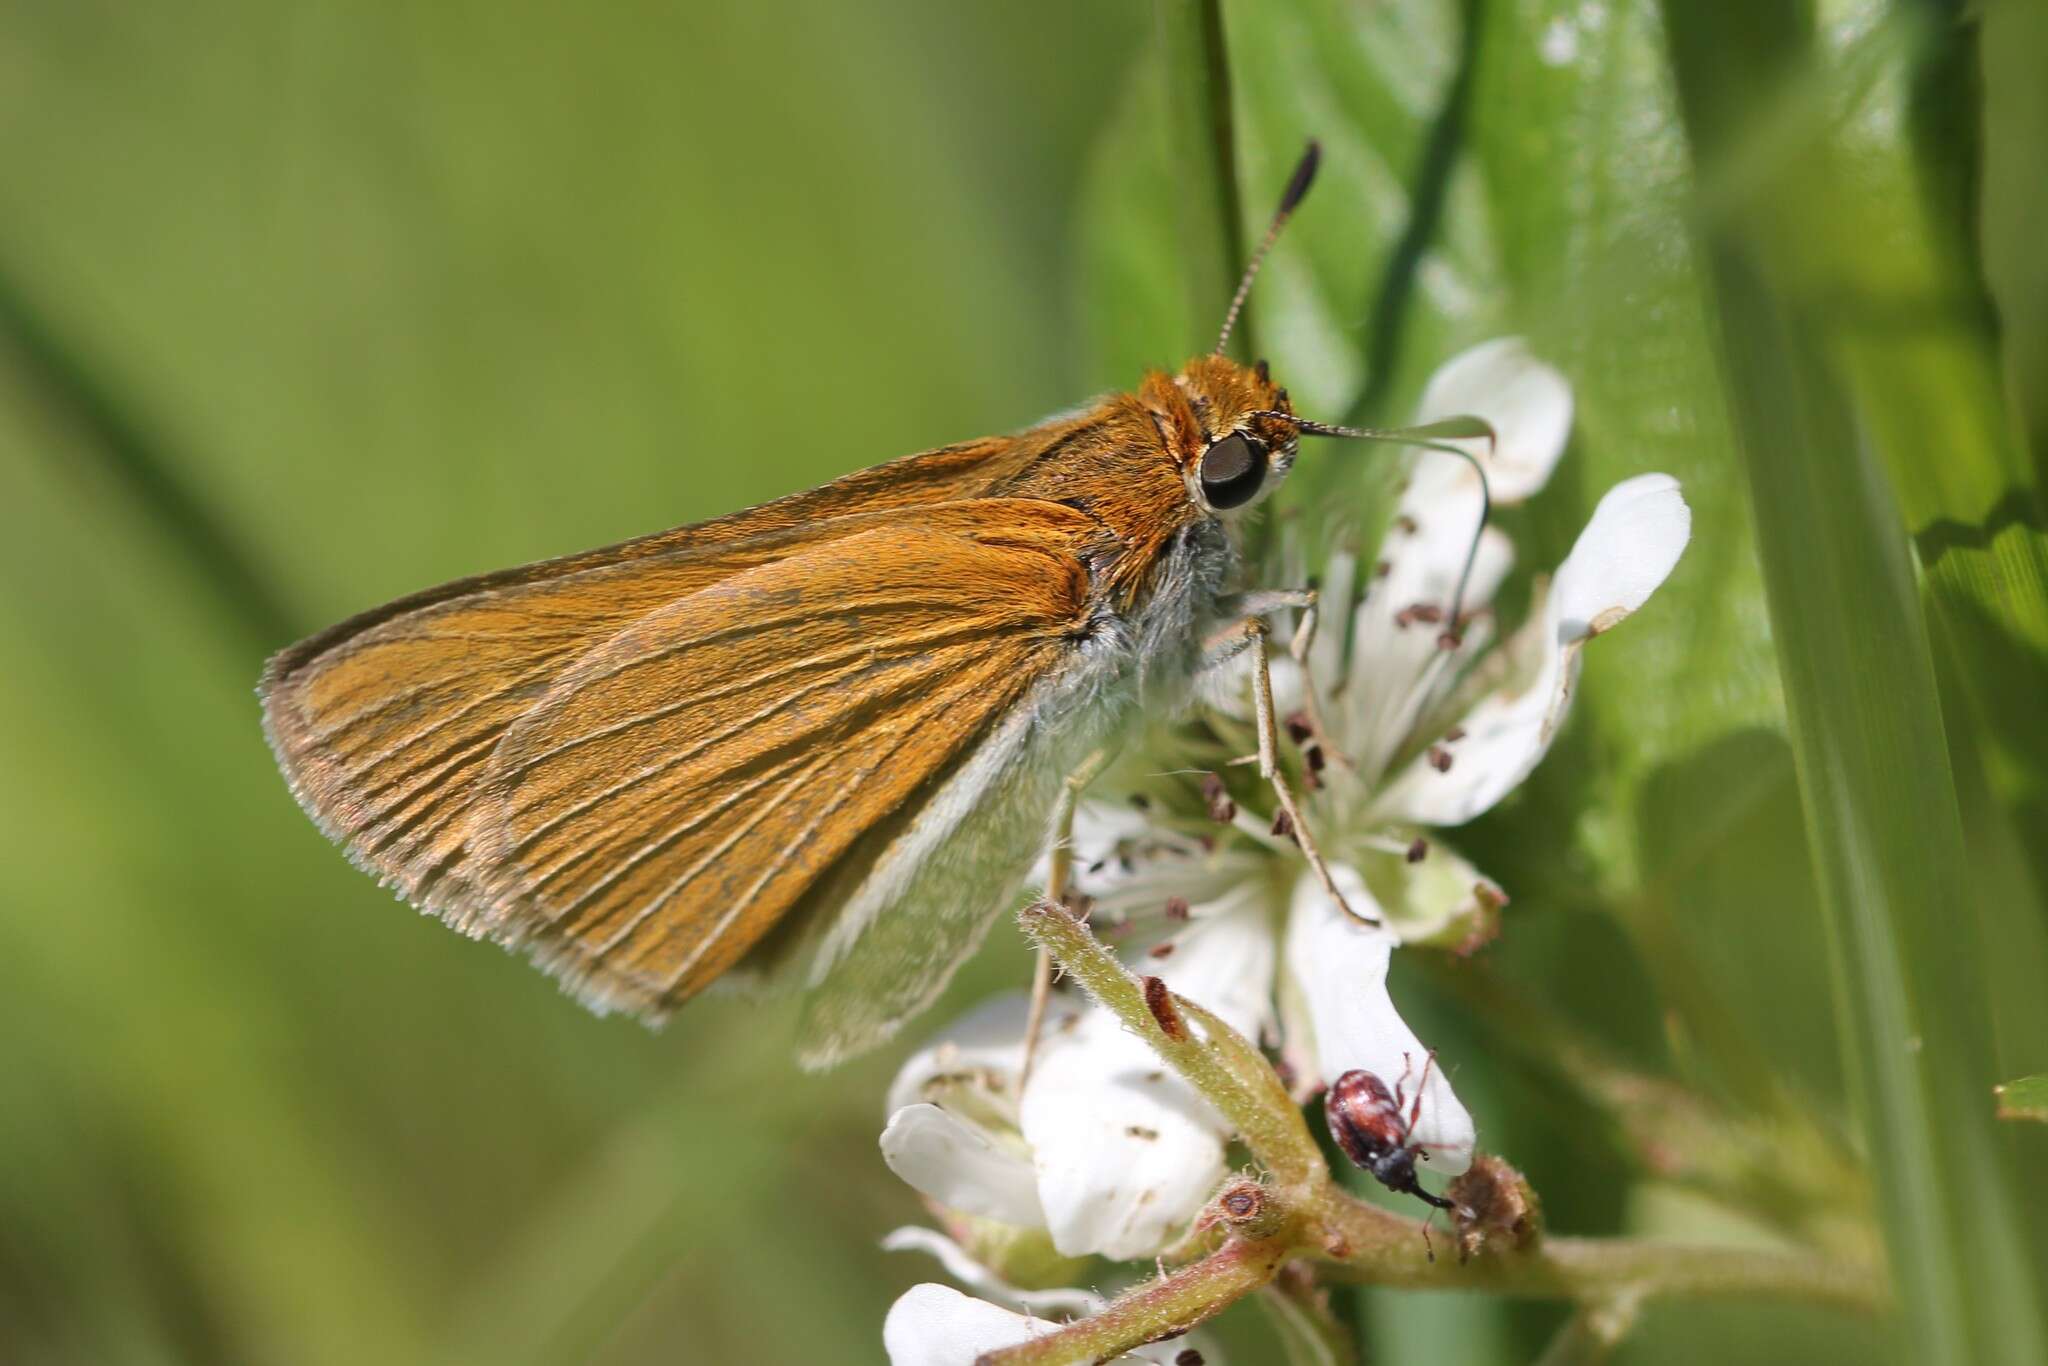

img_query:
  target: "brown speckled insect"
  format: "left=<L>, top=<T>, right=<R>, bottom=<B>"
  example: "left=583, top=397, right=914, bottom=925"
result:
left=1325, top=1053, right=1458, bottom=1215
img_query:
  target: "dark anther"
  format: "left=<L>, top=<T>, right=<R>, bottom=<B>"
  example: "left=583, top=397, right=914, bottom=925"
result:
left=1148, top=940, right=1176, bottom=959
left=1408, top=603, right=1444, bottom=624
left=1375, top=559, right=1393, bottom=579
left=1428, top=746, right=1454, bottom=773
left=1306, top=745, right=1326, bottom=773
left=1254, top=358, right=1270, bottom=383
left=1407, top=837, right=1429, bottom=864
left=1200, top=772, right=1236, bottom=823
left=1436, top=630, right=1463, bottom=651
left=1142, top=976, right=1187, bottom=1041
left=1445, top=726, right=1466, bottom=742
left=1394, top=514, right=1419, bottom=534
left=1130, top=793, right=1153, bottom=810
left=1164, top=895, right=1191, bottom=920
left=1176, top=1351, right=1207, bottom=1366
left=1284, top=711, right=1314, bottom=745
left=1271, top=809, right=1296, bottom=841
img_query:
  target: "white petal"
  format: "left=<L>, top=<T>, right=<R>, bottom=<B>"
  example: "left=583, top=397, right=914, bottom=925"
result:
left=881, top=1104, right=1045, bottom=1227
left=1413, top=336, right=1574, bottom=504
left=1019, top=895, right=1277, bottom=1260
left=1284, top=868, right=1473, bottom=1173
left=1052, top=799, right=1262, bottom=925
left=1551, top=472, right=1692, bottom=640
left=1333, top=340, right=1570, bottom=781
left=883, top=1284, right=1193, bottom=1365
left=883, top=1284, right=1059, bottom=1365
left=1375, top=475, right=1691, bottom=827
left=1147, top=882, right=1280, bottom=1043
left=1344, top=520, right=1513, bottom=781
left=1366, top=839, right=1507, bottom=949
left=1021, top=1011, right=1228, bottom=1261
left=1308, top=551, right=1359, bottom=688
left=886, top=992, right=1031, bottom=1116
left=880, top=1227, right=1102, bottom=1317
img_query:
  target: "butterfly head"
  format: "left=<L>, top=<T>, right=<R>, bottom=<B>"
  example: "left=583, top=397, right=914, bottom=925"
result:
left=1162, top=138, right=1322, bottom=519
left=1167, top=353, right=1300, bottom=517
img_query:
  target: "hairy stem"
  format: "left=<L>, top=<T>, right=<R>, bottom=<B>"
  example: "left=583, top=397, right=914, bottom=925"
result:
left=1307, top=1188, right=1883, bottom=1315
left=977, top=1238, right=1285, bottom=1366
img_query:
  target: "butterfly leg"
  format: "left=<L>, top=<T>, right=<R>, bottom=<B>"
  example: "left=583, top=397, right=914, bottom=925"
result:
left=1021, top=748, right=1106, bottom=1084
left=1244, top=617, right=1380, bottom=928
left=1285, top=591, right=1354, bottom=771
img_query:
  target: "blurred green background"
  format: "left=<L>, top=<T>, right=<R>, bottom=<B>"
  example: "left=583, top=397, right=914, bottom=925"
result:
left=3, top=1, right=2044, bottom=1363
left=0, top=3, right=1149, bottom=1361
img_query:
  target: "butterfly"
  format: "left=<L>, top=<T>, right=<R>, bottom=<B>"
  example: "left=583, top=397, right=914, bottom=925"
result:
left=257, top=142, right=1491, bottom=1065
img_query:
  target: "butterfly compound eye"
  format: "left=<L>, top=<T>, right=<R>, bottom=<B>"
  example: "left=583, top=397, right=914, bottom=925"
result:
left=1198, top=432, right=1268, bottom=510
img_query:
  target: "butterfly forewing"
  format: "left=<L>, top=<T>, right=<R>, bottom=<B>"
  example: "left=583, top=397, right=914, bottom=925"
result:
left=471, top=507, right=1096, bottom=1011
left=261, top=478, right=1096, bottom=1021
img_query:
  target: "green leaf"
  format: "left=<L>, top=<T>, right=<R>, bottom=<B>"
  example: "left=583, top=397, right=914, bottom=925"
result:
left=1663, top=4, right=2048, bottom=1363
left=1996, top=1076, right=2048, bottom=1125
left=1237, top=0, right=1828, bottom=1128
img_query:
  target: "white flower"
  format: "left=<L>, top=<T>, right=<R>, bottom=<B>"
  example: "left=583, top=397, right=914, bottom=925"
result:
left=882, top=875, right=1275, bottom=1261
left=1288, top=338, right=1691, bottom=946
left=883, top=1283, right=1202, bottom=1365
left=876, top=337, right=1690, bottom=1327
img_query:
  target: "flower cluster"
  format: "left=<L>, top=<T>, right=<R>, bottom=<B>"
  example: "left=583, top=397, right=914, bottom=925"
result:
left=878, top=339, right=1691, bottom=1363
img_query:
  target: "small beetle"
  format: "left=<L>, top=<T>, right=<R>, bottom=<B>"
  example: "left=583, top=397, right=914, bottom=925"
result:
left=1324, top=1052, right=1458, bottom=1214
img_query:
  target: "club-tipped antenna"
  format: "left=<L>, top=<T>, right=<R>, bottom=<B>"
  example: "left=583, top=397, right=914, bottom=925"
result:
left=1214, top=140, right=1321, bottom=356
left=1249, top=411, right=1497, bottom=640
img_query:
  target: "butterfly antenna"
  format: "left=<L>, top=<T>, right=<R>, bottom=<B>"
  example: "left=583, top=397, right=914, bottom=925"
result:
left=1248, top=412, right=1496, bottom=640
left=1215, top=140, right=1321, bottom=356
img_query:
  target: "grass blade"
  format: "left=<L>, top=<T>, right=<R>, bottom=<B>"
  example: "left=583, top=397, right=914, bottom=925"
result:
left=1664, top=5, right=2048, bottom=1360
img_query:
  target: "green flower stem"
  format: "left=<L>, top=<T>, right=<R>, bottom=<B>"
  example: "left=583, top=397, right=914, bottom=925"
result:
left=977, top=1237, right=1287, bottom=1366
left=1305, top=1190, right=1882, bottom=1315
left=1012, top=901, right=1887, bottom=1365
